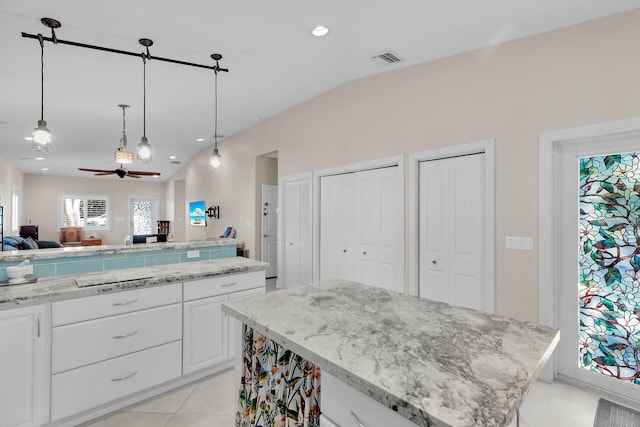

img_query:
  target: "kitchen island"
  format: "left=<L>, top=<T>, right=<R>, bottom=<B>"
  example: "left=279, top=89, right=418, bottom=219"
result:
left=222, top=279, right=560, bottom=427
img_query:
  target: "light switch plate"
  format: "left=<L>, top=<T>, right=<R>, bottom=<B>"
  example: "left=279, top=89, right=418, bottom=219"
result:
left=505, top=236, right=534, bottom=250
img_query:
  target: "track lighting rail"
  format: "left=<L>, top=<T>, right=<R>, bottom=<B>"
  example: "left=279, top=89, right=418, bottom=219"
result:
left=21, top=31, right=229, bottom=73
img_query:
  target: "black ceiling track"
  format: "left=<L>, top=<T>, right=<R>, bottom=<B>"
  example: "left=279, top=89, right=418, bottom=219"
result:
left=21, top=18, right=229, bottom=73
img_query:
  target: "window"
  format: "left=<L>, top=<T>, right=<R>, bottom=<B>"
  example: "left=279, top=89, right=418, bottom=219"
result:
left=129, top=196, right=159, bottom=235
left=60, top=194, right=111, bottom=231
left=11, top=189, right=19, bottom=235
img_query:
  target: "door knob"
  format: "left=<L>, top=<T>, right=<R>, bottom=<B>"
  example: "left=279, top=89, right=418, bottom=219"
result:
left=343, top=249, right=347, bottom=253
left=263, top=234, right=268, bottom=237
left=362, top=251, right=367, bottom=255
left=432, top=260, right=437, bottom=265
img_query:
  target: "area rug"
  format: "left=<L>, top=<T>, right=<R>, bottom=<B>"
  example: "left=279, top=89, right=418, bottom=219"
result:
left=593, top=398, right=640, bottom=427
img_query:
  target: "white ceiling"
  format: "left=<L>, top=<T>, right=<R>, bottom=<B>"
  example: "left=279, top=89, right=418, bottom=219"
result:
left=1, top=1, right=639, bottom=182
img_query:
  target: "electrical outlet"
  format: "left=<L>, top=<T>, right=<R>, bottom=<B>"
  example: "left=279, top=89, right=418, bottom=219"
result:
left=187, top=250, right=200, bottom=259
left=505, top=236, right=534, bottom=250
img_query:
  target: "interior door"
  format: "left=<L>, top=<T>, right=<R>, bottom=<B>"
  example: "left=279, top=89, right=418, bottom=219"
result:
left=419, top=154, right=485, bottom=311
left=282, top=177, right=312, bottom=288
left=261, top=184, right=278, bottom=278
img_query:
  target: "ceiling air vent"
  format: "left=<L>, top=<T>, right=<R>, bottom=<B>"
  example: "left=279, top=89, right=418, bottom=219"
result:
left=170, top=160, right=181, bottom=165
left=371, top=51, right=403, bottom=65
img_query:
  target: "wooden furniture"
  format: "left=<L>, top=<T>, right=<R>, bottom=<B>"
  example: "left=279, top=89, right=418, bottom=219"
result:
left=59, top=227, right=82, bottom=246
left=157, top=220, right=170, bottom=235
left=81, top=239, right=102, bottom=246
left=19, top=225, right=38, bottom=241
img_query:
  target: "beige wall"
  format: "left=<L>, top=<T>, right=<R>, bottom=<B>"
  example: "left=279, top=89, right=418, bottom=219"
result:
left=0, top=150, right=24, bottom=236
left=23, top=174, right=166, bottom=244
left=171, top=9, right=640, bottom=322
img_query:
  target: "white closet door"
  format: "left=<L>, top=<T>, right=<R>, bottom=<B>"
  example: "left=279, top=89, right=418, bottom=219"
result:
left=282, top=177, right=312, bottom=288
left=320, top=167, right=401, bottom=291
left=419, top=154, right=485, bottom=310
left=357, top=167, right=399, bottom=291
left=320, top=173, right=357, bottom=282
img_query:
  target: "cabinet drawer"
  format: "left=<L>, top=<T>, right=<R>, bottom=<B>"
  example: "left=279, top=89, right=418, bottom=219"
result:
left=52, top=303, right=182, bottom=374
left=322, top=371, right=418, bottom=427
left=52, top=282, right=182, bottom=326
left=183, top=270, right=265, bottom=301
left=51, top=340, right=182, bottom=421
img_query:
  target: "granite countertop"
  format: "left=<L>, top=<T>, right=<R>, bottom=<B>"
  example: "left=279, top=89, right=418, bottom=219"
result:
left=0, top=257, right=268, bottom=309
left=222, top=280, right=560, bottom=427
left=0, top=238, right=240, bottom=262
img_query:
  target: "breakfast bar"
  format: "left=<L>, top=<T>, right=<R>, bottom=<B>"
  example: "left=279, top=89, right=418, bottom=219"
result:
left=222, top=280, right=560, bottom=427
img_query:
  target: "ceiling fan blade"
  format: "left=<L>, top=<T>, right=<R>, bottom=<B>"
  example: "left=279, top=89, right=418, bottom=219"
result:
left=94, top=172, right=116, bottom=176
left=125, top=174, right=141, bottom=178
left=78, top=168, right=114, bottom=173
left=127, top=170, right=161, bottom=176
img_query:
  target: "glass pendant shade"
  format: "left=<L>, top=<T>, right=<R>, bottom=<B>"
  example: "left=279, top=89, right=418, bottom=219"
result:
left=137, top=136, right=152, bottom=163
left=210, top=146, right=221, bottom=169
left=32, top=119, right=52, bottom=151
left=115, top=149, right=133, bottom=164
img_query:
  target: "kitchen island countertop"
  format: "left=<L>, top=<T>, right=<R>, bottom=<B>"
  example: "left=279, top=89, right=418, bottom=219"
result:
left=222, top=280, right=559, bottom=427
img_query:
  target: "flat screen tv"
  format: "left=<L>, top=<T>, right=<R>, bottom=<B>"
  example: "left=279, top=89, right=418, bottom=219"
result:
left=189, top=200, right=207, bottom=227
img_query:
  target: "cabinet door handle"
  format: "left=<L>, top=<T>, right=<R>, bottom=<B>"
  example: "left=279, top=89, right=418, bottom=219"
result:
left=111, top=371, right=138, bottom=382
left=112, top=299, right=139, bottom=306
left=112, top=330, right=139, bottom=339
left=351, top=411, right=368, bottom=427
left=36, top=313, right=41, bottom=338
left=221, top=282, right=237, bottom=288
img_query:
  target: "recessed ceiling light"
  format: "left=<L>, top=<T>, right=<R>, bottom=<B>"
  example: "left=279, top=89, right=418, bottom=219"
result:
left=311, top=26, right=329, bottom=37
left=41, top=167, right=49, bottom=171
left=196, top=138, right=204, bottom=142
left=169, top=155, right=176, bottom=160
left=25, top=137, right=33, bottom=141
left=35, top=157, right=45, bottom=160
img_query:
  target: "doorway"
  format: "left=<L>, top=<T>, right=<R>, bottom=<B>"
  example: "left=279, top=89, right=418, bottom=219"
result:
left=554, top=130, right=640, bottom=402
left=261, top=184, right=278, bottom=278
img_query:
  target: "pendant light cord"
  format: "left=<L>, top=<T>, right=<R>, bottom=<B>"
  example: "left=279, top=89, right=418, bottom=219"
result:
left=38, top=33, right=45, bottom=121
left=142, top=55, right=147, bottom=138
left=214, top=63, right=218, bottom=149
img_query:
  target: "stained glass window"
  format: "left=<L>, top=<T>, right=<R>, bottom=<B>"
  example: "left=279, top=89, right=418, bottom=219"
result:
left=133, top=201, right=153, bottom=234
left=579, top=152, right=640, bottom=384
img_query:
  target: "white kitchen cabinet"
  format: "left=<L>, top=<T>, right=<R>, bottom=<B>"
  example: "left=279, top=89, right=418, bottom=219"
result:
left=0, top=304, right=48, bottom=427
left=321, top=371, right=418, bottom=427
left=50, top=283, right=182, bottom=422
left=183, top=270, right=265, bottom=375
left=183, top=294, right=228, bottom=374
left=320, top=167, right=402, bottom=292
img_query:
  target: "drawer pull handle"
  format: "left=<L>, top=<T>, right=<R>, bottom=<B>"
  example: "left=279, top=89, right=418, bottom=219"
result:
left=113, top=299, right=139, bottom=306
left=351, top=411, right=368, bottom=427
left=111, top=371, right=138, bottom=382
left=221, top=282, right=238, bottom=288
left=112, top=330, right=139, bottom=339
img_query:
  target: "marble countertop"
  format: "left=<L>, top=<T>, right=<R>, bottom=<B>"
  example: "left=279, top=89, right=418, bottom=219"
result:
left=0, top=257, right=267, bottom=309
left=0, top=238, right=240, bottom=262
left=222, top=280, right=560, bottom=427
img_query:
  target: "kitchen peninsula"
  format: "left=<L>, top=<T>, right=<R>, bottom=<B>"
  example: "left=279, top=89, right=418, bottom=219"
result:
left=222, top=280, right=560, bottom=427
left=0, top=240, right=268, bottom=427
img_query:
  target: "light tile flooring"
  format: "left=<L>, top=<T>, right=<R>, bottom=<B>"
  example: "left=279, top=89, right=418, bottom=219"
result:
left=80, top=366, right=615, bottom=427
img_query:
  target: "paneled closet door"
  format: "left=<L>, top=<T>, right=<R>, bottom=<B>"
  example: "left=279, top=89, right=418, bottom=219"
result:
left=320, top=167, right=401, bottom=291
left=320, top=173, right=357, bottom=282
left=282, top=177, right=312, bottom=288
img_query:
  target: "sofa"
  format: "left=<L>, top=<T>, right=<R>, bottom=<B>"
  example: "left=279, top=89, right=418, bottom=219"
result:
left=2, top=236, right=63, bottom=251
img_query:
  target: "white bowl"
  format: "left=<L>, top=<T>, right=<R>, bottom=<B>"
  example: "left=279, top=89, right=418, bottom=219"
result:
left=6, top=266, right=27, bottom=280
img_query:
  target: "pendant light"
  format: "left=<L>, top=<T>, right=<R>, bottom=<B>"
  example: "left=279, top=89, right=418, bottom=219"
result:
left=209, top=53, right=223, bottom=169
left=32, top=18, right=60, bottom=151
left=137, top=38, right=153, bottom=163
left=114, top=104, right=133, bottom=163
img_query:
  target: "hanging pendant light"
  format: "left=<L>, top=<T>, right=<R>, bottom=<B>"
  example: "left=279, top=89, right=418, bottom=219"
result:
left=209, top=53, right=223, bottom=169
left=114, top=104, right=133, bottom=163
left=32, top=18, right=60, bottom=151
left=137, top=38, right=153, bottom=163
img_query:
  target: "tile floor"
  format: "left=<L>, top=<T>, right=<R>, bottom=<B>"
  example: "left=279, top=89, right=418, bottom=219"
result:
left=80, top=366, right=612, bottom=427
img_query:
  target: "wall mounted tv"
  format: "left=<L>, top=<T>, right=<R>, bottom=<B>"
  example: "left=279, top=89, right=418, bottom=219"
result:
left=189, top=200, right=207, bottom=227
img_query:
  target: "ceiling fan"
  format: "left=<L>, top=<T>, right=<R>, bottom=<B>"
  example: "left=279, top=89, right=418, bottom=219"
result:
left=78, top=166, right=160, bottom=179
left=78, top=104, right=160, bottom=179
